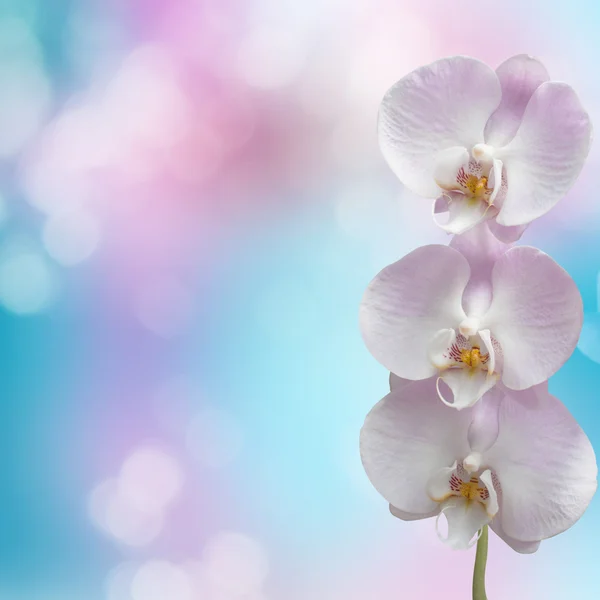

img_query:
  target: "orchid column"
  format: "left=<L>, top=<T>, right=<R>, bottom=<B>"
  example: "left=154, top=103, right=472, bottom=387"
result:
left=358, top=55, right=597, bottom=599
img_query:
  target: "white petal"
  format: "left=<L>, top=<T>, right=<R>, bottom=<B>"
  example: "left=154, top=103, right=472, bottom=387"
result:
left=360, top=378, right=472, bottom=515
left=484, top=54, right=550, bottom=148
left=434, top=146, right=470, bottom=189
left=496, top=82, right=592, bottom=226
left=426, top=463, right=458, bottom=502
left=488, top=158, right=504, bottom=204
left=479, top=469, right=499, bottom=518
left=379, top=56, right=501, bottom=197
left=433, top=192, right=498, bottom=235
left=482, top=246, right=583, bottom=390
left=428, top=328, right=457, bottom=369
left=478, top=329, right=496, bottom=375
left=483, top=386, right=597, bottom=542
left=438, top=369, right=498, bottom=410
left=490, top=512, right=541, bottom=554
left=360, top=245, right=469, bottom=380
left=389, top=504, right=439, bottom=521
left=437, top=497, right=490, bottom=550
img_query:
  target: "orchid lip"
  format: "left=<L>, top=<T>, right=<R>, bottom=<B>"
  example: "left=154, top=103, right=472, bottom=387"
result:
left=428, top=463, right=499, bottom=550
left=432, top=152, right=507, bottom=238
left=435, top=507, right=482, bottom=549
left=429, top=327, right=500, bottom=409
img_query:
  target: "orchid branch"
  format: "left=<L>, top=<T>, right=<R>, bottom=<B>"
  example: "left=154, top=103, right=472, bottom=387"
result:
left=360, top=53, right=597, bottom=600
left=472, top=525, right=489, bottom=600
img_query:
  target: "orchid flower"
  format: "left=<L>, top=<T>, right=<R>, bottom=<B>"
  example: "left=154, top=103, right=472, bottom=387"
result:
left=360, top=377, right=597, bottom=551
left=359, top=224, right=582, bottom=409
left=379, top=54, right=591, bottom=241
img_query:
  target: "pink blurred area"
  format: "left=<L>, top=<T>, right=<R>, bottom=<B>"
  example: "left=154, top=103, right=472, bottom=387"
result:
left=17, top=0, right=595, bottom=298
left=18, top=0, right=556, bottom=283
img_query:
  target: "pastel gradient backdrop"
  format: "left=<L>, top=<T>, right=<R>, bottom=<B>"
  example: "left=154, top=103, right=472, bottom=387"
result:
left=1, top=0, right=600, bottom=598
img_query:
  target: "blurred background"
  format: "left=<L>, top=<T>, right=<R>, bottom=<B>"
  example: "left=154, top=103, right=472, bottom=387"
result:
left=1, top=0, right=600, bottom=598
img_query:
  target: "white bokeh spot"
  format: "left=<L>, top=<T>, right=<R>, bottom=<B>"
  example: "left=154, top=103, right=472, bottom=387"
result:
left=43, top=209, right=101, bottom=266
left=88, top=446, right=183, bottom=547
left=203, top=532, right=269, bottom=596
left=0, top=17, right=52, bottom=157
left=0, top=240, right=58, bottom=314
left=89, top=478, right=163, bottom=547
left=118, top=447, right=184, bottom=515
left=105, top=561, right=140, bottom=600
left=131, top=561, right=193, bottom=600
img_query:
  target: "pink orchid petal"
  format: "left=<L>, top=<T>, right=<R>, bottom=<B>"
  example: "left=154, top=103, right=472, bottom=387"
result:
left=450, top=220, right=512, bottom=267
left=496, top=81, right=592, bottom=226
left=460, top=278, right=494, bottom=321
left=427, top=328, right=457, bottom=370
left=360, top=378, right=472, bottom=515
left=360, top=245, right=469, bottom=380
left=478, top=329, right=496, bottom=375
left=482, top=246, right=582, bottom=389
left=488, top=158, right=504, bottom=204
left=487, top=219, right=528, bottom=243
left=389, top=504, right=439, bottom=521
left=379, top=56, right=501, bottom=198
left=389, top=372, right=413, bottom=391
left=479, top=469, right=499, bottom=517
left=483, top=386, right=597, bottom=542
left=484, top=54, right=550, bottom=148
left=527, top=379, right=549, bottom=396
left=467, top=386, right=503, bottom=455
left=426, top=463, right=459, bottom=502
left=450, top=222, right=512, bottom=317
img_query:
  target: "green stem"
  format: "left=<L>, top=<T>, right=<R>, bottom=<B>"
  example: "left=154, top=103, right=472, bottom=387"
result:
left=472, top=525, right=489, bottom=600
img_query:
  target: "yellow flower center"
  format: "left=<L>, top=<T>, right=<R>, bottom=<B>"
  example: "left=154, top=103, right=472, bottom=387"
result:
left=460, top=346, right=483, bottom=368
left=464, top=175, right=491, bottom=200
left=459, top=478, right=483, bottom=501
